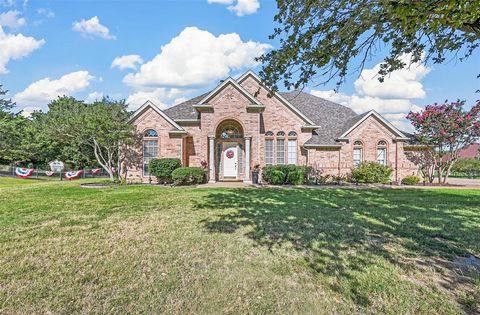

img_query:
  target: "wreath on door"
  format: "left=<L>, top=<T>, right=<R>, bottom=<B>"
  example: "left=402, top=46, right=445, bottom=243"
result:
left=226, top=150, right=234, bottom=159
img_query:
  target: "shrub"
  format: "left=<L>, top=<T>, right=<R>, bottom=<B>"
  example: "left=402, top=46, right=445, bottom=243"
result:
left=350, top=162, right=393, bottom=184
left=171, top=167, right=205, bottom=185
left=270, top=170, right=286, bottom=185
left=262, top=165, right=311, bottom=185
left=451, top=158, right=480, bottom=178
left=287, top=170, right=305, bottom=185
left=401, top=175, right=421, bottom=185
left=148, top=158, right=181, bottom=183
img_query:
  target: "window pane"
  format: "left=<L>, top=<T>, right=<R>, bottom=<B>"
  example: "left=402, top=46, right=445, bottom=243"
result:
left=288, top=139, right=297, bottom=164
left=143, top=140, right=158, bottom=176
left=353, top=148, right=362, bottom=167
left=277, top=139, right=285, bottom=164
left=377, top=148, right=386, bottom=165
left=265, top=139, right=273, bottom=165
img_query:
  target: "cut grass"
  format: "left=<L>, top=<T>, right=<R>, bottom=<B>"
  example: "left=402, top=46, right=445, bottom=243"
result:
left=0, top=178, right=479, bottom=314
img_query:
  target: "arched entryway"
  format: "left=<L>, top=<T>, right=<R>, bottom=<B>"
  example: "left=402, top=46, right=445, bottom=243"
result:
left=215, top=120, right=244, bottom=181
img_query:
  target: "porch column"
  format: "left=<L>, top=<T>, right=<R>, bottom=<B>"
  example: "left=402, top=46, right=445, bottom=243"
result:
left=208, top=136, right=215, bottom=183
left=244, top=136, right=252, bottom=183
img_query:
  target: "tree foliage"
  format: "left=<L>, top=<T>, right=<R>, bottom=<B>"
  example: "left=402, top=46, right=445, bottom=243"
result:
left=0, top=85, right=15, bottom=114
left=258, top=0, right=480, bottom=91
left=407, top=100, right=480, bottom=183
left=41, top=96, right=138, bottom=181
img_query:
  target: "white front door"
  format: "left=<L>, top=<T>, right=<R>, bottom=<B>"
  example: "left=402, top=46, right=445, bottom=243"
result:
left=223, top=143, right=238, bottom=178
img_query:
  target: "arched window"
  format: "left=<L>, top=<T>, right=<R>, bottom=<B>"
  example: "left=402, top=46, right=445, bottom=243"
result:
left=217, top=121, right=243, bottom=139
left=265, top=131, right=274, bottom=137
left=143, top=129, right=159, bottom=176
left=377, top=140, right=387, bottom=166
left=144, top=129, right=158, bottom=137
left=288, top=131, right=297, bottom=137
left=353, top=140, right=363, bottom=167
left=277, top=131, right=285, bottom=137
left=287, top=131, right=297, bottom=164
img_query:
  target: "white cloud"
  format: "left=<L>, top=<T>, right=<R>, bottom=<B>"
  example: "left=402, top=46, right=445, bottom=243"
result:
left=0, top=25, right=45, bottom=74
left=311, top=54, right=430, bottom=132
left=19, top=106, right=41, bottom=118
left=228, top=0, right=260, bottom=16
left=208, top=0, right=260, bottom=16
left=72, top=16, right=116, bottom=40
left=111, top=54, right=143, bottom=70
left=354, top=54, right=430, bottom=99
left=36, top=8, right=55, bottom=19
left=14, top=70, right=95, bottom=106
left=123, top=26, right=270, bottom=88
left=0, top=10, right=26, bottom=28
left=85, top=91, right=104, bottom=103
left=126, top=88, right=187, bottom=111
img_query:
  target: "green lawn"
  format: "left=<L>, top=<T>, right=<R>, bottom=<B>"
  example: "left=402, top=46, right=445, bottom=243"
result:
left=1, top=178, right=479, bottom=314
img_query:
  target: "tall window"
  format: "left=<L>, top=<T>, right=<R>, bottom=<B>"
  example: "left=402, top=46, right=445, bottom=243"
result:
left=265, top=131, right=274, bottom=165
left=353, top=140, right=363, bottom=167
left=377, top=140, right=387, bottom=166
left=287, top=131, right=297, bottom=165
left=265, top=139, right=274, bottom=165
left=143, top=129, right=158, bottom=176
left=276, top=131, right=285, bottom=164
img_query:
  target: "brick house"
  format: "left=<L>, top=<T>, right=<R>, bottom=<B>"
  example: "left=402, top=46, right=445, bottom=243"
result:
left=127, top=71, right=419, bottom=183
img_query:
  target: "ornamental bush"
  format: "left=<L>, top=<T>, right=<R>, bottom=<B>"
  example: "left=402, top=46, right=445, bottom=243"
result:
left=171, top=167, right=205, bottom=185
left=401, top=175, right=421, bottom=185
left=262, top=165, right=311, bottom=185
left=148, top=158, right=181, bottom=183
left=287, top=169, right=305, bottom=185
left=451, top=158, right=480, bottom=178
left=350, top=162, right=393, bottom=184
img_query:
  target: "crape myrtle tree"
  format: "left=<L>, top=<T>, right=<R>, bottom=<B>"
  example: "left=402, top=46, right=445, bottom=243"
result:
left=42, top=96, right=138, bottom=182
left=258, top=0, right=480, bottom=91
left=407, top=100, right=480, bottom=184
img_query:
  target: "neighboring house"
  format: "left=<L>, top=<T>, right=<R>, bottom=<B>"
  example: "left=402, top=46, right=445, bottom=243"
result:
left=128, top=71, right=418, bottom=183
left=457, top=143, right=480, bottom=159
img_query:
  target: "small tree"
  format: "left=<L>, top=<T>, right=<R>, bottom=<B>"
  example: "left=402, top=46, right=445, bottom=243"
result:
left=407, top=100, right=480, bottom=184
left=42, top=96, right=137, bottom=181
left=404, top=148, right=436, bottom=184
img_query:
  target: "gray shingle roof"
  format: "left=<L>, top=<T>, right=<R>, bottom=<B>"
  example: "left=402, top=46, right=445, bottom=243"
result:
left=163, top=93, right=209, bottom=120
left=280, top=91, right=359, bottom=146
left=163, top=89, right=367, bottom=146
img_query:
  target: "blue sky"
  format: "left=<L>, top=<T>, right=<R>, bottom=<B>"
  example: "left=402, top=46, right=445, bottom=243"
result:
left=1, top=0, right=479, bottom=130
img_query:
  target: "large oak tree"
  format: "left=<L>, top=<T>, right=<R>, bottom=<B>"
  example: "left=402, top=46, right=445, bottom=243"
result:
left=258, top=0, right=480, bottom=90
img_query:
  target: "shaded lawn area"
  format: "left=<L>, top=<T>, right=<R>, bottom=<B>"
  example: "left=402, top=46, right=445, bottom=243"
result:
left=0, top=178, right=479, bottom=314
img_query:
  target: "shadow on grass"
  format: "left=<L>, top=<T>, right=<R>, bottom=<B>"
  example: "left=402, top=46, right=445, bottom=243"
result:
left=195, top=188, right=480, bottom=310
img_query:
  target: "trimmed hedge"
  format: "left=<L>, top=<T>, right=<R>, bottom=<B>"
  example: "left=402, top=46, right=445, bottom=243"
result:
left=262, top=165, right=311, bottom=185
left=401, top=175, right=421, bottom=185
left=350, top=162, right=392, bottom=184
left=172, top=167, right=205, bottom=186
left=148, top=158, right=181, bottom=183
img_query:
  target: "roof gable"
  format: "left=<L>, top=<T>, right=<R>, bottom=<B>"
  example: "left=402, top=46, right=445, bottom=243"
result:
left=129, top=101, right=184, bottom=131
left=237, top=71, right=315, bottom=125
left=197, top=77, right=262, bottom=106
left=339, top=110, right=407, bottom=139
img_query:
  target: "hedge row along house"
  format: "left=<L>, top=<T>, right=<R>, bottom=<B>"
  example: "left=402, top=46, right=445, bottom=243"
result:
left=127, top=71, right=419, bottom=183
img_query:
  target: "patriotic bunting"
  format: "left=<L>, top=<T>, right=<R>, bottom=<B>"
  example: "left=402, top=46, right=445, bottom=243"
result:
left=65, top=170, right=83, bottom=180
left=91, top=168, right=101, bottom=175
left=45, top=171, right=55, bottom=177
left=15, top=168, right=34, bottom=178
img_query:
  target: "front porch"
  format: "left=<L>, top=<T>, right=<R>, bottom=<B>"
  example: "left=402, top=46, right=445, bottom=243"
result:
left=207, top=119, right=252, bottom=183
